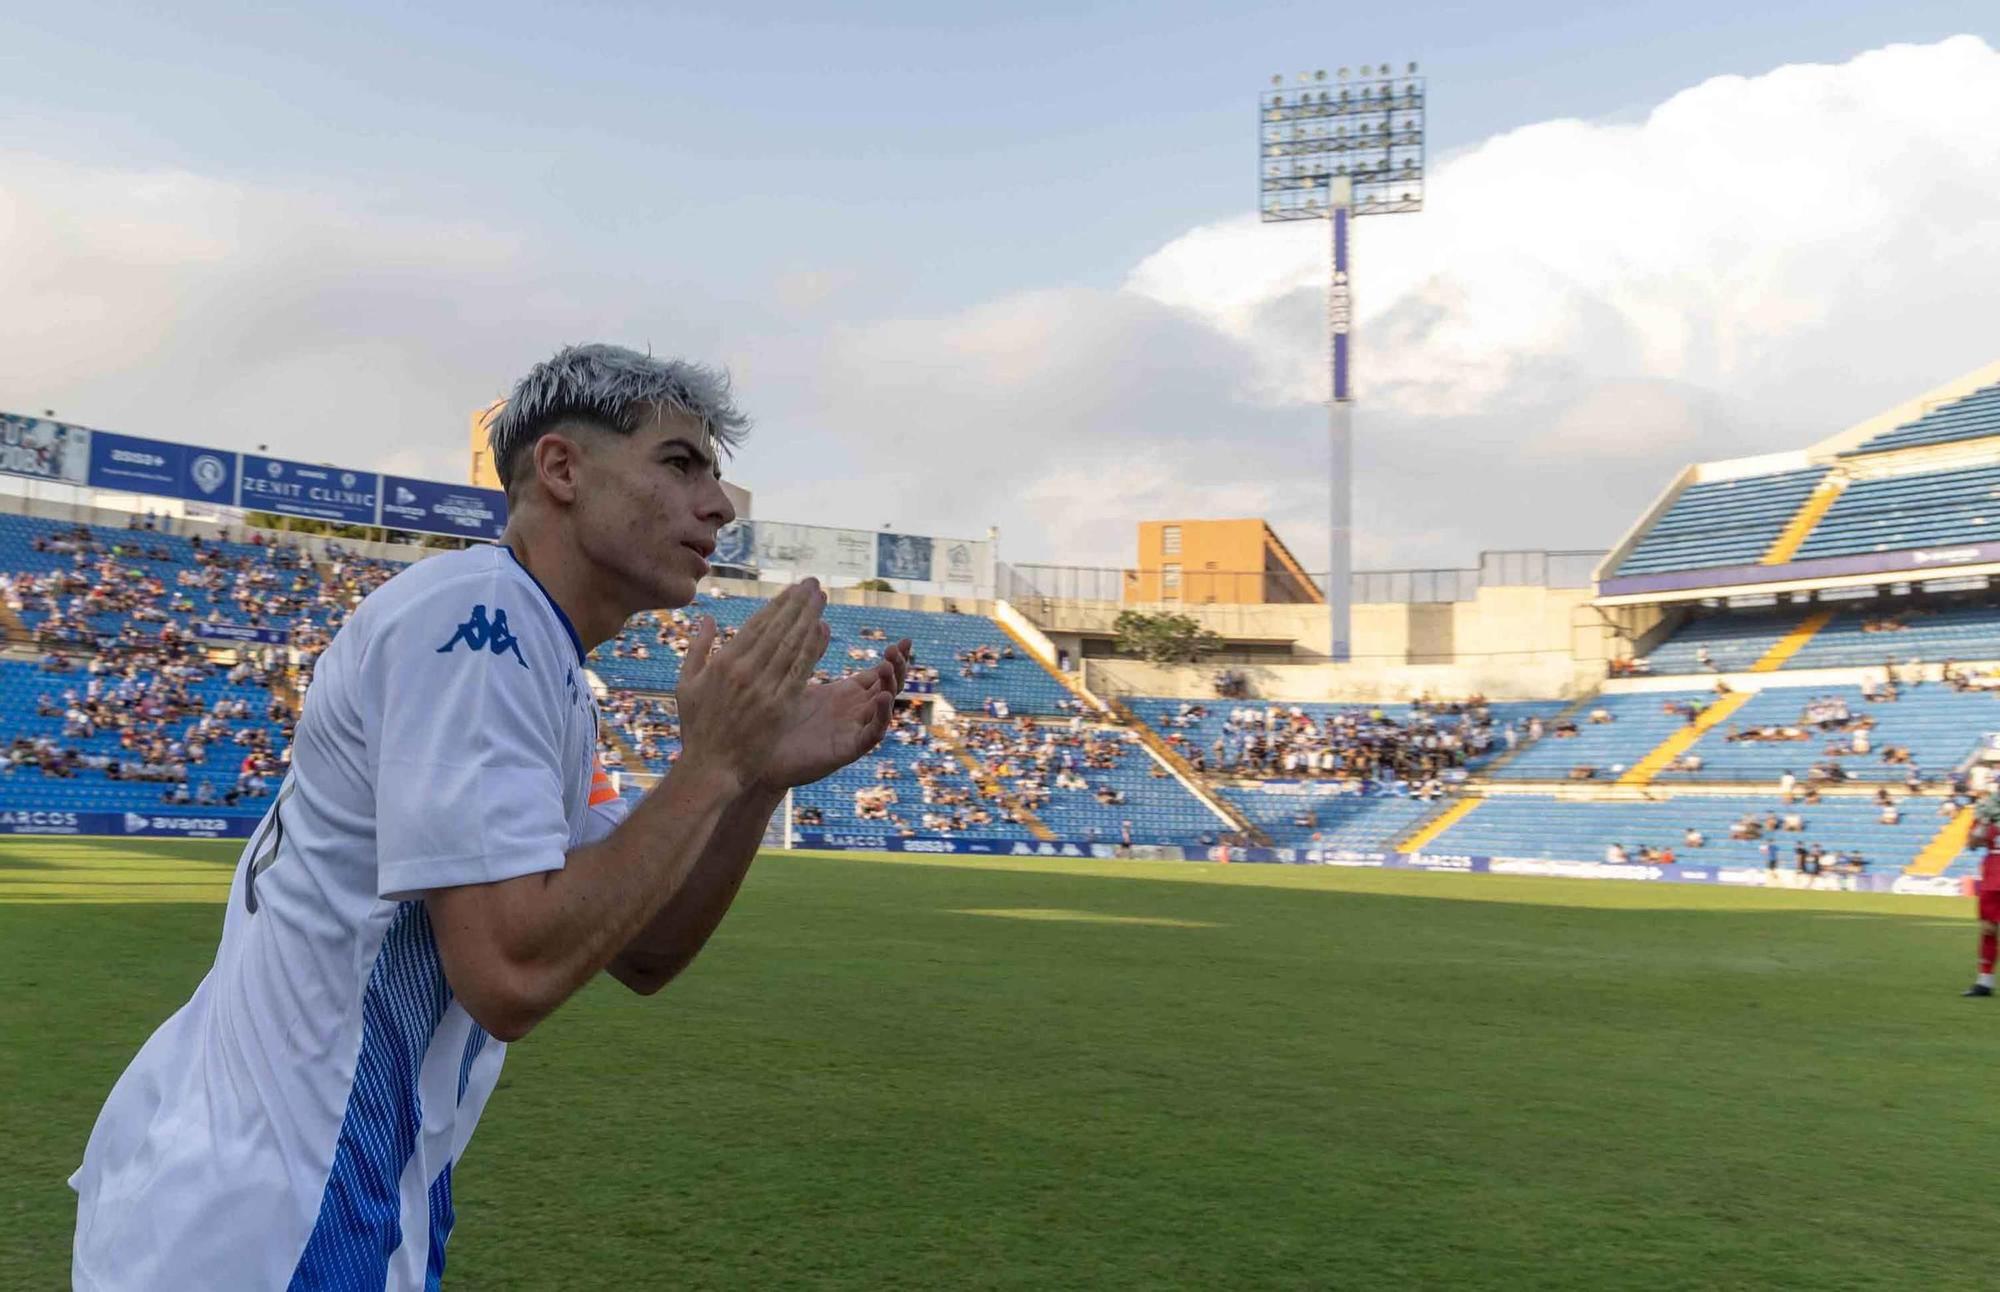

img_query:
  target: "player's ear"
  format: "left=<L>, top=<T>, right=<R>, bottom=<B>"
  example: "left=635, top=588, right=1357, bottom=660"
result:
left=531, top=431, right=585, bottom=506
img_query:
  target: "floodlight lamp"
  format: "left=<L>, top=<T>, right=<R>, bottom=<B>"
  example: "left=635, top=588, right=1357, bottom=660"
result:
left=1314, top=69, right=1327, bottom=81
left=1408, top=61, right=1418, bottom=73
left=1337, top=66, right=1348, bottom=78
left=1271, top=73, right=1282, bottom=86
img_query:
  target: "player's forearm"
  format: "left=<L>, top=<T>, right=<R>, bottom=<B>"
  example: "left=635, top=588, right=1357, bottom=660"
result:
left=608, top=780, right=785, bottom=994
left=433, top=755, right=740, bottom=1040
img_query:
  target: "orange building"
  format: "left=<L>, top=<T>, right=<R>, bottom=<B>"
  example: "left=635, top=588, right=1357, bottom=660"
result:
left=468, top=399, right=506, bottom=490
left=1125, top=519, right=1323, bottom=605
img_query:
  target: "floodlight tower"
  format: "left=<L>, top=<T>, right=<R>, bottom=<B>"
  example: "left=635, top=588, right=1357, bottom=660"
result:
left=1259, top=63, right=1426, bottom=664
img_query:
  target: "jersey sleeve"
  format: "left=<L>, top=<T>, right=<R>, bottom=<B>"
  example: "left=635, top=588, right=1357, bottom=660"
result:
left=366, top=577, right=572, bottom=899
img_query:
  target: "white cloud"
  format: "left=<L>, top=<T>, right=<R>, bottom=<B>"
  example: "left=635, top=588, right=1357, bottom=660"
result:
left=1129, top=35, right=2000, bottom=431
left=5, top=36, right=2000, bottom=576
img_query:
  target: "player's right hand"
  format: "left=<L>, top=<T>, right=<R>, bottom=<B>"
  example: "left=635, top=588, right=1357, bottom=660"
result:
left=674, top=579, right=829, bottom=791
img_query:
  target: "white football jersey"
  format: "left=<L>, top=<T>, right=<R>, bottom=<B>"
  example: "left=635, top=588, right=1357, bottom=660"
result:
left=71, top=544, right=628, bottom=1290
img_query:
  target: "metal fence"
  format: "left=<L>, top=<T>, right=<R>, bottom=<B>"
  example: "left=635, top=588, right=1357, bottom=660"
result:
left=997, top=549, right=1604, bottom=607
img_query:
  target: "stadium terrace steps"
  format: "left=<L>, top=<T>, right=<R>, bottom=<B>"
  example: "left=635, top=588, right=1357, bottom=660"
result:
left=1616, top=692, right=1752, bottom=787
left=1908, top=805, right=1976, bottom=876
left=1748, top=610, right=1835, bottom=672
left=1761, top=480, right=1847, bottom=565
left=1397, top=796, right=1481, bottom=852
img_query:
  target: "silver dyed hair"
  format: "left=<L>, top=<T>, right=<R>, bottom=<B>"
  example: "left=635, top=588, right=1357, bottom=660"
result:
left=488, top=343, right=750, bottom=490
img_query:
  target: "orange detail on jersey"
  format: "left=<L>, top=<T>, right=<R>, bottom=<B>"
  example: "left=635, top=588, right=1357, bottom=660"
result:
left=588, top=758, right=619, bottom=807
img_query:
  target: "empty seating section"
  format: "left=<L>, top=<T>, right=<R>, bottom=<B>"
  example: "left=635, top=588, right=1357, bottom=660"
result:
left=1643, top=602, right=2000, bottom=674
left=1641, top=612, right=1796, bottom=674
left=1430, top=795, right=1936, bottom=871
left=1486, top=692, right=1709, bottom=781
left=1792, top=463, right=2000, bottom=560
left=1784, top=604, right=2000, bottom=670
left=1218, top=787, right=1438, bottom=850
left=1654, top=684, right=1998, bottom=784
left=1613, top=468, right=1826, bottom=576
left=589, top=596, right=1070, bottom=714
left=1844, top=381, right=2000, bottom=456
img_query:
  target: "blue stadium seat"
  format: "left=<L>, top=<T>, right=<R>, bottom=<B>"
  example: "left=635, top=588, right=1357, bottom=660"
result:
left=1429, top=793, right=1943, bottom=872
left=1793, top=463, right=2000, bottom=560
left=1216, top=786, right=1438, bottom=850
left=1653, top=683, right=1998, bottom=785
left=1841, top=381, right=2000, bottom=456
left=590, top=596, right=1073, bottom=714
left=1613, top=468, right=1826, bottom=576
left=1644, top=601, right=2000, bottom=675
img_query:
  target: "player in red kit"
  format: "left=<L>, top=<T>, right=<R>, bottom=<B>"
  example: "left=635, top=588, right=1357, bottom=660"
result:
left=1964, top=806, right=2000, bottom=997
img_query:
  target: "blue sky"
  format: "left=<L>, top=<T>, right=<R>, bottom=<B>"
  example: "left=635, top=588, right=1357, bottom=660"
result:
left=3, top=4, right=1998, bottom=567
left=7, top=0, right=1988, bottom=305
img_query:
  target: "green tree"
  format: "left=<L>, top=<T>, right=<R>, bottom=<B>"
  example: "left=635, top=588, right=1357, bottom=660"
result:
left=854, top=578, right=894, bottom=592
left=1112, top=610, right=1225, bottom=664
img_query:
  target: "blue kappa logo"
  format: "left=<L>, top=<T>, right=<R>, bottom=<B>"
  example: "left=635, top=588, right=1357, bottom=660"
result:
left=437, top=604, right=529, bottom=668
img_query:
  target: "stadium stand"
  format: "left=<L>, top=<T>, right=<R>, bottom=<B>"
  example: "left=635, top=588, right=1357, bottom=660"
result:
left=949, top=717, right=1228, bottom=845
left=1651, top=683, right=2000, bottom=785
left=1427, top=793, right=1937, bottom=872
left=1841, top=380, right=2000, bottom=456
left=793, top=711, right=1037, bottom=842
left=1611, top=467, right=1827, bottom=576
left=1215, top=787, right=1439, bottom=850
left=0, top=656, right=288, bottom=818
left=1124, top=697, right=1568, bottom=779
left=1484, top=691, right=1711, bottom=781
left=589, top=597, right=1072, bottom=715
left=1639, top=610, right=1803, bottom=675
left=7, top=472, right=1998, bottom=881
left=1641, top=600, right=2000, bottom=675
left=1785, top=604, right=2000, bottom=670
left=1792, top=462, right=2000, bottom=560
left=0, top=514, right=396, bottom=653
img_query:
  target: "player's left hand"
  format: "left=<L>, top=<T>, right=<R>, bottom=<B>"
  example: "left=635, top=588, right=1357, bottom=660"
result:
left=757, top=639, right=913, bottom=790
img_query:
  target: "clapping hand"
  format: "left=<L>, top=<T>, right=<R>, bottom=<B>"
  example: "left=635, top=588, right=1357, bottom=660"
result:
left=757, top=637, right=914, bottom=790
left=674, top=580, right=831, bottom=792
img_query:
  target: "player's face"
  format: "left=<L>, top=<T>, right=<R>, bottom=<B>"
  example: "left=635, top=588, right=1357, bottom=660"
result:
left=573, top=410, right=735, bottom=612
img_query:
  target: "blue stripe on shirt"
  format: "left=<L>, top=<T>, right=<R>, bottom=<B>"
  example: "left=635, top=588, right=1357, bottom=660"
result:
left=289, top=901, right=451, bottom=1290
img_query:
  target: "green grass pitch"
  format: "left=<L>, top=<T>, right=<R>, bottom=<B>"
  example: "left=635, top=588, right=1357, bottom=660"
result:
left=3, top=837, right=1996, bottom=1288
